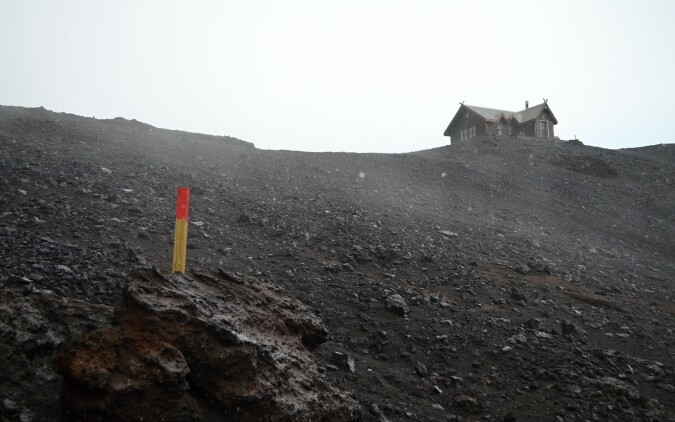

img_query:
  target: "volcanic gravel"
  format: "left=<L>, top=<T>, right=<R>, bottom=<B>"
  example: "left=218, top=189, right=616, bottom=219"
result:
left=1, top=105, right=674, bottom=421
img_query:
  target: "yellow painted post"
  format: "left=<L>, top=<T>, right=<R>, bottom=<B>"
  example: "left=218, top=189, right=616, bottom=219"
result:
left=172, top=187, right=190, bottom=273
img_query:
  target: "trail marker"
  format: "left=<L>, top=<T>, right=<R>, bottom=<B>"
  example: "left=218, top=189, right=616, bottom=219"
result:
left=172, top=187, right=190, bottom=273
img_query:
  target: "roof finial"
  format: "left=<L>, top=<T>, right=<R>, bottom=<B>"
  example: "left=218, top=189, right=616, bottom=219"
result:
left=543, top=98, right=548, bottom=104
left=459, top=101, right=465, bottom=105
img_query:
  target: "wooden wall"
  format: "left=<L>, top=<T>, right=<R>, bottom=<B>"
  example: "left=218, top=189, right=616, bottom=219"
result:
left=449, top=107, right=486, bottom=144
left=535, top=109, right=556, bottom=138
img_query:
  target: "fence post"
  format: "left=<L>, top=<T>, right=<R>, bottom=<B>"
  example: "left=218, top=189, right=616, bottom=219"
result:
left=172, top=187, right=190, bottom=273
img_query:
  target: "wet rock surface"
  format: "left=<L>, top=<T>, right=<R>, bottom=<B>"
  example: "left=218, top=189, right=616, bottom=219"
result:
left=59, top=268, right=359, bottom=421
left=0, top=286, right=114, bottom=419
left=1, top=105, right=674, bottom=421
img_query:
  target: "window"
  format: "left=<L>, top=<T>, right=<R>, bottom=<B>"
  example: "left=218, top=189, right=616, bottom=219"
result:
left=497, top=122, right=504, bottom=136
left=540, top=120, right=549, bottom=138
left=460, top=126, right=476, bottom=141
left=508, top=125, right=513, bottom=136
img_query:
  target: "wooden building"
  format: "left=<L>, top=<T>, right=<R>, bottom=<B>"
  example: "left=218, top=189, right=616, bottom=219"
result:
left=443, top=101, right=558, bottom=144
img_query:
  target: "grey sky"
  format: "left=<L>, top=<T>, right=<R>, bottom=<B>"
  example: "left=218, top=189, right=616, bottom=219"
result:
left=1, top=0, right=674, bottom=152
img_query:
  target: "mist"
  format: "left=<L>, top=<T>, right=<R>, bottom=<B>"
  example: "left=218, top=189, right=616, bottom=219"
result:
left=1, top=0, right=674, bottom=152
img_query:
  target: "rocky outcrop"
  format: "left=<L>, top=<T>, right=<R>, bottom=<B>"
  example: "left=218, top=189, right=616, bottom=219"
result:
left=0, top=287, right=114, bottom=420
left=59, top=268, right=360, bottom=421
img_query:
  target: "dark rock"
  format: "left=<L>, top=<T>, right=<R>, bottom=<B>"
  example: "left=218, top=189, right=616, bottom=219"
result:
left=510, top=288, right=527, bottom=302
left=385, top=294, right=409, bottom=316
left=331, top=351, right=356, bottom=373
left=585, top=377, right=642, bottom=402
left=56, top=264, right=72, bottom=273
left=14, top=276, right=32, bottom=286
left=503, top=413, right=517, bottom=422
left=21, top=283, right=34, bottom=295
left=0, top=287, right=114, bottom=417
left=454, top=395, right=480, bottom=413
left=237, top=213, right=252, bottom=224
left=324, top=263, right=341, bottom=273
left=421, top=254, right=434, bottom=263
left=340, top=263, right=354, bottom=272
left=28, top=273, right=43, bottom=282
left=21, top=338, right=39, bottom=357
left=526, top=318, right=542, bottom=329
left=516, top=264, right=531, bottom=274
left=2, top=398, right=18, bottom=414
left=561, top=320, right=583, bottom=337
left=59, top=269, right=360, bottom=420
left=353, top=251, right=373, bottom=263
left=127, top=206, right=144, bottom=215
left=415, top=362, right=428, bottom=377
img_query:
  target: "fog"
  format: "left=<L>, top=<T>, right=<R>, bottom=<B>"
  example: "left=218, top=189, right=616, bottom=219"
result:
left=1, top=0, right=674, bottom=152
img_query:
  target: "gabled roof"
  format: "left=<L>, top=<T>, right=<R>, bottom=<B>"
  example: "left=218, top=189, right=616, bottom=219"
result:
left=515, top=103, right=557, bottom=124
left=464, top=105, right=513, bottom=122
left=444, top=101, right=558, bottom=137
left=463, top=102, right=558, bottom=124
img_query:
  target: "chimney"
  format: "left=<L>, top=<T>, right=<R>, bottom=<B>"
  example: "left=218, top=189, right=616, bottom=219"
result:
left=525, top=101, right=529, bottom=109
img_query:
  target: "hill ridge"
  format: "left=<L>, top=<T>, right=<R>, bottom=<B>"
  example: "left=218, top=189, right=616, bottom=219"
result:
left=1, top=106, right=673, bottom=421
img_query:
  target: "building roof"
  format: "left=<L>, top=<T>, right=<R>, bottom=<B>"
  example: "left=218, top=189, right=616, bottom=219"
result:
left=514, top=103, right=549, bottom=123
left=464, top=102, right=557, bottom=124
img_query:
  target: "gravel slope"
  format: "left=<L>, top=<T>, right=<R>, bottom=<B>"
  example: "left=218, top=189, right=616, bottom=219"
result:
left=1, top=105, right=674, bottom=421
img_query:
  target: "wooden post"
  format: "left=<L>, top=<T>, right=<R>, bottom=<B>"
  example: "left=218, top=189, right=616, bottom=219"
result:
left=172, top=187, right=190, bottom=273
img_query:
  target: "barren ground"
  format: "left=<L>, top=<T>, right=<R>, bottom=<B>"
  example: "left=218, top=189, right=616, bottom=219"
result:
left=1, top=105, right=674, bottom=421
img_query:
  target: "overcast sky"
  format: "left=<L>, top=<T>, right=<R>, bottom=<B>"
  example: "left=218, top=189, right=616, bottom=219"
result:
left=1, top=0, right=674, bottom=152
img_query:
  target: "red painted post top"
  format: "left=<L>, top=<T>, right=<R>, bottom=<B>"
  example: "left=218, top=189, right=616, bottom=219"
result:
left=175, top=187, right=190, bottom=220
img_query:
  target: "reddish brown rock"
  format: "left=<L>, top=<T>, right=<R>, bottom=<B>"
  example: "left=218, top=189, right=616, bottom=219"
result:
left=59, top=268, right=361, bottom=421
left=0, top=288, right=114, bottom=419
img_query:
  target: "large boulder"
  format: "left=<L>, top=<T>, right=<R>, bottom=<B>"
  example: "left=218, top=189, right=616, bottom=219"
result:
left=59, top=268, right=361, bottom=421
left=0, top=287, right=114, bottom=419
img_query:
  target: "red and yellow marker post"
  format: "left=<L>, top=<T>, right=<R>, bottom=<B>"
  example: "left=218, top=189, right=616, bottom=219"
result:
left=172, top=187, right=190, bottom=273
